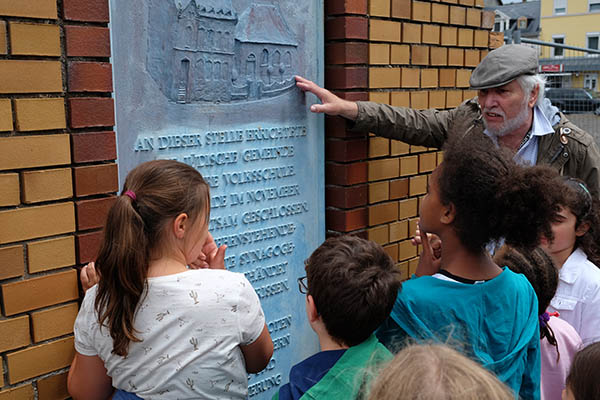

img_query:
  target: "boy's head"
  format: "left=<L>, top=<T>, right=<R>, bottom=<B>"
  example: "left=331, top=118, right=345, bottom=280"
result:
left=304, top=235, right=401, bottom=347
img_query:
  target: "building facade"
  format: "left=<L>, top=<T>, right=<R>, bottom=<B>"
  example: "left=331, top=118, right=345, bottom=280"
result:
left=539, top=0, right=600, bottom=91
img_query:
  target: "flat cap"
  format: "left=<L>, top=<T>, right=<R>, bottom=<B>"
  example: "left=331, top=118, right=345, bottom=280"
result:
left=470, top=44, right=538, bottom=90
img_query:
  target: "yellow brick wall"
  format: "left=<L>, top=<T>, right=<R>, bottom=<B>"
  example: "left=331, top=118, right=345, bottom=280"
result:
left=0, top=1, right=116, bottom=398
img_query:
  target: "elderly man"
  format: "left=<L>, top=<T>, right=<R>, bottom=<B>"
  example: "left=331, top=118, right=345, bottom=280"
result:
left=297, top=44, right=600, bottom=196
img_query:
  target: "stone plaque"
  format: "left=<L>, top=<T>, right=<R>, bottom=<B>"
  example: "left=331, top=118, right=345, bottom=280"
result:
left=110, top=0, right=324, bottom=397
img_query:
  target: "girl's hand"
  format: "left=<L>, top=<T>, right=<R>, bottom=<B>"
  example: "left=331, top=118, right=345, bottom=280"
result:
left=189, top=232, right=227, bottom=270
left=80, top=262, right=99, bottom=292
left=414, top=225, right=442, bottom=277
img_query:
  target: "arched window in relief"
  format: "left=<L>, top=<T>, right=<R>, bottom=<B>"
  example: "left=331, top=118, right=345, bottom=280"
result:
left=224, top=32, right=231, bottom=51
left=223, top=62, right=229, bottom=80
left=246, top=54, right=256, bottom=80
left=214, top=61, right=221, bottom=81
left=284, top=51, right=292, bottom=68
left=261, top=49, right=269, bottom=66
left=205, top=61, right=212, bottom=81
left=198, top=27, right=205, bottom=48
left=196, top=59, right=204, bottom=80
left=178, top=59, right=190, bottom=103
left=207, top=30, right=214, bottom=49
left=184, top=25, right=194, bottom=49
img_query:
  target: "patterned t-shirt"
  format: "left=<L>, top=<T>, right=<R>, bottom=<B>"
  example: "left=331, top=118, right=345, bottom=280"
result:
left=74, top=269, right=265, bottom=399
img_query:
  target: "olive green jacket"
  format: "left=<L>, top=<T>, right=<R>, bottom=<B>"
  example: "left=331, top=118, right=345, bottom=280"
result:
left=352, top=99, right=600, bottom=197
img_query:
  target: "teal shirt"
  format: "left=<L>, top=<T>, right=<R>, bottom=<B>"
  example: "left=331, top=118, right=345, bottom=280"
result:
left=273, top=334, right=392, bottom=400
left=387, top=268, right=541, bottom=399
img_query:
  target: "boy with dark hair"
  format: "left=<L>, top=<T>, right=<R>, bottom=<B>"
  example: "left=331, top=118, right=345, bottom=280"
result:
left=274, top=235, right=401, bottom=400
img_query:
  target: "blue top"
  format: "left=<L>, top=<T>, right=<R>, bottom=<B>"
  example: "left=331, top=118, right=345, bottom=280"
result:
left=277, top=349, right=346, bottom=400
left=384, top=268, right=541, bottom=399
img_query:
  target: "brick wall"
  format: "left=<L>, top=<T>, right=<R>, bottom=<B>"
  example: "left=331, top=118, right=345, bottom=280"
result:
left=324, top=0, right=499, bottom=280
left=0, top=0, right=115, bottom=398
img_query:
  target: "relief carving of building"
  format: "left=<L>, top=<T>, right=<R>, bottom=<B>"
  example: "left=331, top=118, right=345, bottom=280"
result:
left=147, top=0, right=298, bottom=103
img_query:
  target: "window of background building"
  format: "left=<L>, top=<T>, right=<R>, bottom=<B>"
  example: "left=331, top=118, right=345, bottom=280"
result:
left=554, top=0, right=567, bottom=14
left=553, top=35, right=565, bottom=57
left=584, top=74, right=598, bottom=91
left=587, top=33, right=599, bottom=58
left=590, top=0, right=600, bottom=12
left=518, top=16, right=527, bottom=30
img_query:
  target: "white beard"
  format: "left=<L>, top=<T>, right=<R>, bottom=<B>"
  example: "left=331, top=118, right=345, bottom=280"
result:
left=483, top=98, right=531, bottom=138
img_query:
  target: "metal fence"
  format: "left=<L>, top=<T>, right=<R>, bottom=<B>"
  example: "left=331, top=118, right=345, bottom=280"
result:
left=512, top=37, right=600, bottom=144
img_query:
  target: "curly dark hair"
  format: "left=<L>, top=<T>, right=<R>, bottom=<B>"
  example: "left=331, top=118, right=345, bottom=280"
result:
left=438, top=134, right=561, bottom=252
left=558, top=178, right=600, bottom=267
left=305, top=235, right=401, bottom=347
left=494, top=246, right=560, bottom=361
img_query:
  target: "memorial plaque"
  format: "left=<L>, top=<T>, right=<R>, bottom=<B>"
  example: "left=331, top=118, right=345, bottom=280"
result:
left=110, top=0, right=324, bottom=397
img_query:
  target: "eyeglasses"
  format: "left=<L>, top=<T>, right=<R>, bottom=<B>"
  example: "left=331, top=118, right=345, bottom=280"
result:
left=297, top=276, right=309, bottom=294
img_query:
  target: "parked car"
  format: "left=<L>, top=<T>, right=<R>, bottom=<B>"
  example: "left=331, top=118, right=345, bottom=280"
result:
left=545, top=88, right=600, bottom=115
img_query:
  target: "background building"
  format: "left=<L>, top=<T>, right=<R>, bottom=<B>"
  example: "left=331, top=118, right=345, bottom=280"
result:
left=539, top=0, right=600, bottom=91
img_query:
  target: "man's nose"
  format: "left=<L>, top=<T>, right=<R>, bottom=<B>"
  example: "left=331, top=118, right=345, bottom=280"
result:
left=482, top=93, right=500, bottom=109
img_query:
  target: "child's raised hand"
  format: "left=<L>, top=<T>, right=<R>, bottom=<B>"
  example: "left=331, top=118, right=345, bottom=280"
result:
left=80, top=262, right=99, bottom=292
left=414, top=225, right=442, bottom=277
left=189, top=232, right=227, bottom=270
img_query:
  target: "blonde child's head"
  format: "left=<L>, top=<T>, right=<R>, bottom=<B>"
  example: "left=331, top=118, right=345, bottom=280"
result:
left=368, top=343, right=514, bottom=400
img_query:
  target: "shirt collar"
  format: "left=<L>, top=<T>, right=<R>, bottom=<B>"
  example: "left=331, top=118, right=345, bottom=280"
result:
left=531, top=105, right=554, bottom=137
left=559, top=247, right=587, bottom=284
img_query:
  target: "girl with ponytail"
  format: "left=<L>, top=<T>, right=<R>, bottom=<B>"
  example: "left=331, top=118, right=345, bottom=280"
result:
left=68, top=160, right=273, bottom=400
left=494, top=246, right=582, bottom=400
left=377, top=134, right=561, bottom=399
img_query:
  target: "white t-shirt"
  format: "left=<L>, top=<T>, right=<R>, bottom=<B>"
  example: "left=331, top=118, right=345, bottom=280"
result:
left=74, top=269, right=265, bottom=399
left=548, top=248, right=600, bottom=346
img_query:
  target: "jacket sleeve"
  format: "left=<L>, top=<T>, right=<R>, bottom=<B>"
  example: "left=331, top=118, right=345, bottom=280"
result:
left=348, top=101, right=456, bottom=149
left=577, top=139, right=600, bottom=198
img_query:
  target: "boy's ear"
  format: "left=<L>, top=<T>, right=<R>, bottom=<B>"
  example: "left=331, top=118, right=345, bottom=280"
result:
left=575, top=221, right=590, bottom=237
left=173, top=213, right=189, bottom=239
left=440, top=202, right=456, bottom=225
left=306, top=295, right=319, bottom=323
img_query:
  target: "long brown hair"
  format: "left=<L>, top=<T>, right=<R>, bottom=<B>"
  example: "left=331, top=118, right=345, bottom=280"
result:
left=94, top=160, right=210, bottom=356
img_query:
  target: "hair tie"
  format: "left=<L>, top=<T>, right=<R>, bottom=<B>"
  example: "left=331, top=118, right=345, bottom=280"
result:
left=539, top=312, right=550, bottom=329
left=124, top=190, right=137, bottom=201
left=578, top=182, right=591, bottom=197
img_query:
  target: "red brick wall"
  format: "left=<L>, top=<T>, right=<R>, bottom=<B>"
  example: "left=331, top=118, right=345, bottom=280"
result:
left=324, top=0, right=498, bottom=279
left=0, top=0, right=116, bottom=397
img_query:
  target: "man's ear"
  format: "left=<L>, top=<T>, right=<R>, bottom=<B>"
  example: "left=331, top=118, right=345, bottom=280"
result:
left=576, top=221, right=590, bottom=237
left=172, top=213, right=189, bottom=239
left=528, top=84, right=539, bottom=108
left=441, top=202, right=456, bottom=225
left=306, top=295, right=319, bottom=323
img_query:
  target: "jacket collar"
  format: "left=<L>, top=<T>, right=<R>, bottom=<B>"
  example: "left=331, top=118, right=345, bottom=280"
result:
left=559, top=247, right=587, bottom=284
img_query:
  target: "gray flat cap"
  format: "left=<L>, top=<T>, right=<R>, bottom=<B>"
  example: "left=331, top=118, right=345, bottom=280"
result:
left=470, top=44, right=538, bottom=90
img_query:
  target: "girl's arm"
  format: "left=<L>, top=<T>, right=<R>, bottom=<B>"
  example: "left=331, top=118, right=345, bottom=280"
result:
left=68, top=352, right=114, bottom=400
left=240, top=324, right=274, bottom=373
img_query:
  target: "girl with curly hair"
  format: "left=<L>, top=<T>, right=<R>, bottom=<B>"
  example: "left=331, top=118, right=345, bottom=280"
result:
left=377, top=134, right=561, bottom=399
